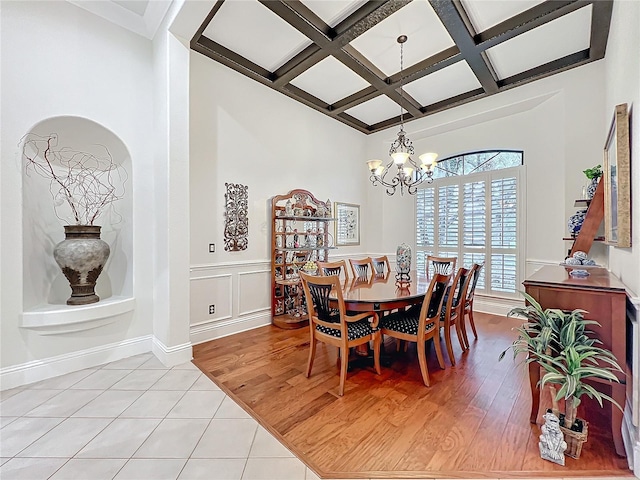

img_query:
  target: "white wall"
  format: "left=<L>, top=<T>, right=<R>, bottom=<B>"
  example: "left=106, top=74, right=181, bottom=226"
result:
left=188, top=53, right=368, bottom=343
left=364, top=62, right=607, bottom=281
left=603, top=0, right=640, bottom=473
left=0, top=1, right=157, bottom=386
left=604, top=0, right=640, bottom=298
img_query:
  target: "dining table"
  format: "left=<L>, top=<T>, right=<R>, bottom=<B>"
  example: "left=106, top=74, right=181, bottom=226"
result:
left=334, top=270, right=431, bottom=313
left=329, top=270, right=432, bottom=366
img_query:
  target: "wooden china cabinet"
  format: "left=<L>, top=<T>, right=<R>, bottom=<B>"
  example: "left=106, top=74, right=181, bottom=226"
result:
left=270, top=189, right=336, bottom=329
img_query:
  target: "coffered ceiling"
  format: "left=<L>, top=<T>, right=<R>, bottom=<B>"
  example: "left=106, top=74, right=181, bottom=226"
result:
left=191, top=0, right=613, bottom=134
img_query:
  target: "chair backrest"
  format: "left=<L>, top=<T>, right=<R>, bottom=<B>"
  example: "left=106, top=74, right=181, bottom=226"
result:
left=317, top=260, right=350, bottom=282
left=427, top=255, right=457, bottom=278
left=465, top=262, right=484, bottom=304
left=371, top=255, right=390, bottom=275
left=299, top=272, right=346, bottom=333
left=349, top=257, right=373, bottom=279
left=417, top=273, right=451, bottom=337
left=442, top=267, right=472, bottom=325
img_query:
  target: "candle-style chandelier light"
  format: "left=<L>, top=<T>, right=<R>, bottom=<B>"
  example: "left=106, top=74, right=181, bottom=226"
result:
left=367, top=35, right=439, bottom=196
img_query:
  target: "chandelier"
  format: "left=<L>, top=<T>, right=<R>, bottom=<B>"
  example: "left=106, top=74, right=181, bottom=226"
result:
left=367, top=35, right=439, bottom=196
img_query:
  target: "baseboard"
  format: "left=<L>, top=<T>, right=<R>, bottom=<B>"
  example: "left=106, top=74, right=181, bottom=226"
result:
left=623, top=400, right=636, bottom=472
left=0, top=335, right=153, bottom=390
left=190, top=311, right=271, bottom=345
left=151, top=336, right=193, bottom=367
left=473, top=294, right=522, bottom=317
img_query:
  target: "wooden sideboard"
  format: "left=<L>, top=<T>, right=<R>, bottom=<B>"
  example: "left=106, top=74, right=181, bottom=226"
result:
left=523, top=265, right=628, bottom=457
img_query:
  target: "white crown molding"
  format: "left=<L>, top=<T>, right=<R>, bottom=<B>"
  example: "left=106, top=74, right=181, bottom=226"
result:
left=67, top=0, right=172, bottom=39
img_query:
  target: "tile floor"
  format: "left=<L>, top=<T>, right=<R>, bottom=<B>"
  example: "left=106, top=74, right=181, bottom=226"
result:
left=0, top=353, right=622, bottom=480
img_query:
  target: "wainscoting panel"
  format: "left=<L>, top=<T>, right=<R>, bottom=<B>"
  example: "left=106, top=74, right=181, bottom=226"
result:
left=237, top=269, right=270, bottom=316
left=190, top=262, right=271, bottom=345
left=189, top=273, right=232, bottom=327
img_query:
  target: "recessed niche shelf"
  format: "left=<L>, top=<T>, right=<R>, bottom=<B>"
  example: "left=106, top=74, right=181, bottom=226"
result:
left=21, top=296, right=135, bottom=335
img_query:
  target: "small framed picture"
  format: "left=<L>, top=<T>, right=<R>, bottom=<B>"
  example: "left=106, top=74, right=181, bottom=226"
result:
left=335, top=202, right=360, bottom=246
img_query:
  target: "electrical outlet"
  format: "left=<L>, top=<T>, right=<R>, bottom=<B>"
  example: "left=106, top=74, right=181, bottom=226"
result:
left=209, top=304, right=215, bottom=315
left=209, top=243, right=215, bottom=253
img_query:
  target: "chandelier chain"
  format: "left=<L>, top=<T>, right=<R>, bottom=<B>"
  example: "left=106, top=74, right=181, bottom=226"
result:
left=399, top=39, right=404, bottom=127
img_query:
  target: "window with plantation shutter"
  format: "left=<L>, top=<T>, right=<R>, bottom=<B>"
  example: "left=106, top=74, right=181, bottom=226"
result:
left=438, top=185, right=458, bottom=248
left=415, top=150, right=523, bottom=298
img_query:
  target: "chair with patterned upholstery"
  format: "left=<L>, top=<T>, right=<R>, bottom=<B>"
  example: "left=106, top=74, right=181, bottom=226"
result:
left=349, top=257, right=374, bottom=279
left=379, top=273, right=451, bottom=386
left=440, top=267, right=473, bottom=366
left=317, top=260, right=350, bottom=283
left=461, top=262, right=484, bottom=348
left=299, top=271, right=381, bottom=396
left=371, top=255, right=391, bottom=275
left=426, top=255, right=457, bottom=278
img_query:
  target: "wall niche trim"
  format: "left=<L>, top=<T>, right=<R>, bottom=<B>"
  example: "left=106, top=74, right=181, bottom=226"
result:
left=21, top=296, right=135, bottom=335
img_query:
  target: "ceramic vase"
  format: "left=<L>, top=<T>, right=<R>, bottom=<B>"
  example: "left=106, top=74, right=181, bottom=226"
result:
left=53, top=225, right=110, bottom=305
left=586, top=177, right=599, bottom=199
left=396, top=243, right=411, bottom=281
left=567, top=210, right=587, bottom=237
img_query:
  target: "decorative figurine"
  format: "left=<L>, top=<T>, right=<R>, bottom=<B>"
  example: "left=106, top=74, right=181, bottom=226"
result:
left=539, top=410, right=567, bottom=466
left=285, top=199, right=294, bottom=217
left=293, top=229, right=299, bottom=248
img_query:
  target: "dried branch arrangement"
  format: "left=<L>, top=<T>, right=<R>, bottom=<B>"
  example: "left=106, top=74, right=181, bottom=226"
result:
left=22, top=133, right=126, bottom=225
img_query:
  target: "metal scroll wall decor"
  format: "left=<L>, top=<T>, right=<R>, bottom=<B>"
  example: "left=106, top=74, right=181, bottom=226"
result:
left=224, top=182, right=248, bottom=251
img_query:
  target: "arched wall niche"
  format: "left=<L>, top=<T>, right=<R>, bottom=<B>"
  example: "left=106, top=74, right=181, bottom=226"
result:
left=21, top=115, right=134, bottom=318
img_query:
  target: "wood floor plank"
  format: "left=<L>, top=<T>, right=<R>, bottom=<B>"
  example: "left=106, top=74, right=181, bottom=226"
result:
left=193, top=312, right=634, bottom=478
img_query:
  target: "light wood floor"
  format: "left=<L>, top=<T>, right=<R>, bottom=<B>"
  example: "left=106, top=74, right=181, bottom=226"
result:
left=193, top=312, right=632, bottom=479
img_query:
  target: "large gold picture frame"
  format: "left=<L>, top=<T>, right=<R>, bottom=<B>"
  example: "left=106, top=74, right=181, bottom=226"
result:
left=603, top=103, right=631, bottom=247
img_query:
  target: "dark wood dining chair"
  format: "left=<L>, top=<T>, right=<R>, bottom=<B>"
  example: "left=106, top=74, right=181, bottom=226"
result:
left=379, top=273, right=451, bottom=386
left=461, top=262, right=484, bottom=348
left=426, top=255, right=457, bottom=278
left=299, top=271, right=381, bottom=396
left=440, top=267, right=473, bottom=366
left=317, top=260, right=350, bottom=283
left=349, top=257, right=373, bottom=279
left=371, top=255, right=391, bottom=275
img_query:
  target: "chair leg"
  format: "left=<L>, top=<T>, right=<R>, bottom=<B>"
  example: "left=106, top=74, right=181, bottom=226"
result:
left=444, top=326, right=456, bottom=366
left=455, top=321, right=467, bottom=352
left=417, top=341, right=431, bottom=387
left=338, top=346, right=348, bottom=396
left=468, top=303, right=478, bottom=339
left=459, top=312, right=470, bottom=350
left=306, top=335, right=316, bottom=378
left=433, top=334, right=446, bottom=370
left=373, top=334, right=381, bottom=375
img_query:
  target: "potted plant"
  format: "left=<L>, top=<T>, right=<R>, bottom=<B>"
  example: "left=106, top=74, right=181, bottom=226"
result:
left=500, top=292, right=624, bottom=459
left=22, top=132, right=126, bottom=305
left=583, top=164, right=602, bottom=199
